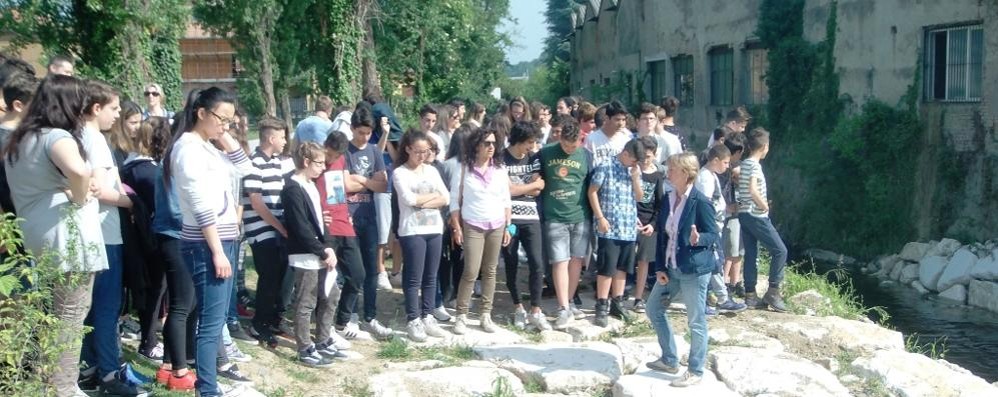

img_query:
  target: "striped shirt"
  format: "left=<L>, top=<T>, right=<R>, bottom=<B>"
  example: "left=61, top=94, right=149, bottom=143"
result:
left=737, top=158, right=769, bottom=217
left=172, top=133, right=253, bottom=241
left=242, top=148, right=290, bottom=243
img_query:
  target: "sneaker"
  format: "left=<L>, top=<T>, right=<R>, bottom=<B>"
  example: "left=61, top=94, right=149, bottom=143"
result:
left=744, top=292, right=763, bottom=309
left=118, top=363, right=152, bottom=386
left=78, top=371, right=99, bottom=392
left=236, top=301, right=255, bottom=319
left=119, top=320, right=140, bottom=341
left=645, top=359, right=680, bottom=374
left=671, top=371, right=702, bottom=387
left=138, top=343, right=164, bottom=363
left=632, top=299, right=647, bottom=313
left=528, top=311, right=552, bottom=331
left=705, top=306, right=718, bottom=316
left=297, top=347, right=334, bottom=368
left=763, top=286, right=788, bottom=313
left=432, top=306, right=452, bottom=322
left=225, top=342, right=252, bottom=363
left=269, top=322, right=292, bottom=337
left=554, top=307, right=572, bottom=330
left=217, top=363, right=253, bottom=385
left=407, top=318, right=427, bottom=342
left=155, top=367, right=170, bottom=386
left=315, top=339, right=350, bottom=360
left=257, top=332, right=279, bottom=349
left=362, top=319, right=394, bottom=341
left=569, top=303, right=586, bottom=320
left=717, top=299, right=748, bottom=313
left=166, top=371, right=196, bottom=391
left=377, top=271, right=393, bottom=290
left=733, top=282, right=746, bottom=298
left=219, top=383, right=249, bottom=397
left=452, top=314, right=468, bottom=335
left=329, top=328, right=353, bottom=350
left=228, top=322, right=255, bottom=342
left=609, top=297, right=631, bottom=322
left=572, top=292, right=583, bottom=306
left=480, top=314, right=497, bottom=333
left=100, top=377, right=149, bottom=397
left=594, top=299, right=609, bottom=327
left=422, top=316, right=449, bottom=338
left=513, top=309, right=528, bottom=330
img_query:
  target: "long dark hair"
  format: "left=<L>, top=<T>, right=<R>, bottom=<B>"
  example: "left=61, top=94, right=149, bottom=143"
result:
left=461, top=125, right=502, bottom=168
left=396, top=129, right=430, bottom=167
left=162, top=87, right=236, bottom=185
left=4, top=74, right=87, bottom=164
left=445, top=123, right=474, bottom=161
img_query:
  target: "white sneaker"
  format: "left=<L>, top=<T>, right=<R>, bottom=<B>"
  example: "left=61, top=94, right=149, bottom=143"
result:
left=377, top=271, right=393, bottom=290
left=528, top=311, right=553, bottom=331
left=569, top=303, right=586, bottom=320
left=422, top=316, right=449, bottom=338
left=513, top=309, right=527, bottom=329
left=219, top=383, right=248, bottom=397
left=362, top=319, right=394, bottom=341
left=480, top=314, right=497, bottom=333
left=225, top=342, right=252, bottom=362
left=329, top=329, right=353, bottom=350
left=407, top=319, right=427, bottom=342
left=432, top=306, right=452, bottom=322
left=452, top=314, right=468, bottom=335
left=554, top=307, right=572, bottom=330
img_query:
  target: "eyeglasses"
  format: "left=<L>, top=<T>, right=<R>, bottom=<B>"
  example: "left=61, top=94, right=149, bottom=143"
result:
left=144, top=91, right=160, bottom=97
left=209, top=109, right=236, bottom=126
left=481, top=140, right=498, bottom=147
left=410, top=149, right=432, bottom=156
left=309, top=159, right=326, bottom=167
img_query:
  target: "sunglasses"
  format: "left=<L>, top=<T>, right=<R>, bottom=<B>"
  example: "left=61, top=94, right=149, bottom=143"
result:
left=144, top=91, right=161, bottom=97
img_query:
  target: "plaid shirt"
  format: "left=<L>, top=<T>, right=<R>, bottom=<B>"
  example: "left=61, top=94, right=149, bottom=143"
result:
left=592, top=157, right=638, bottom=241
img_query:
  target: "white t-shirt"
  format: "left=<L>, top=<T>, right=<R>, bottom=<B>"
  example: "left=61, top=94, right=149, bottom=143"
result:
left=429, top=131, right=447, bottom=161
left=695, top=167, right=726, bottom=230
left=657, top=131, right=683, bottom=165
left=288, top=174, right=324, bottom=270
left=83, top=128, right=123, bottom=245
left=392, top=164, right=449, bottom=237
left=585, top=128, right=632, bottom=165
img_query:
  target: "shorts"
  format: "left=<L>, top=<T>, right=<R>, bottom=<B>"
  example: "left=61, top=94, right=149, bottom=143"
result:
left=595, top=238, right=636, bottom=276
left=543, top=221, right=591, bottom=264
left=375, top=192, right=391, bottom=245
left=723, top=217, right=743, bottom=257
left=635, top=232, right=657, bottom=263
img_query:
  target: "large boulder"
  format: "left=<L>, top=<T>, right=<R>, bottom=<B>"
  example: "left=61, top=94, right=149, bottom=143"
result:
left=851, top=350, right=996, bottom=397
left=936, top=248, right=977, bottom=291
left=564, top=317, right=625, bottom=342
left=938, top=284, right=967, bottom=303
left=475, top=342, right=623, bottom=394
left=369, top=365, right=524, bottom=397
left=918, top=256, right=947, bottom=291
left=709, top=328, right=785, bottom=352
left=711, top=346, right=851, bottom=397
left=926, top=238, right=962, bottom=258
left=890, top=261, right=907, bottom=281
left=968, top=280, right=998, bottom=312
left=900, top=242, right=931, bottom=262
left=789, top=289, right=832, bottom=316
left=769, top=316, right=903, bottom=354
left=874, top=255, right=901, bottom=278
left=900, top=263, right=920, bottom=284
left=613, top=336, right=689, bottom=375
left=612, top=367, right=739, bottom=397
left=969, top=250, right=998, bottom=281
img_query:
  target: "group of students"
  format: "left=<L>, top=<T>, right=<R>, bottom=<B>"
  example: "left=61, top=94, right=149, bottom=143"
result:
left=0, top=51, right=790, bottom=396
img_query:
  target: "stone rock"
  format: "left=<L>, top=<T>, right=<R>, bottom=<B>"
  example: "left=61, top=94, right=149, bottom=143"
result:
left=789, top=289, right=832, bottom=315
left=369, top=366, right=524, bottom=397
left=936, top=248, right=978, bottom=291
left=711, top=346, right=851, bottom=397
left=806, top=249, right=857, bottom=266
left=475, top=342, right=623, bottom=394
left=612, top=367, right=739, bottom=397
left=926, top=238, right=962, bottom=258
left=538, top=330, right=574, bottom=344
left=839, top=374, right=860, bottom=384
left=938, top=284, right=967, bottom=303
left=918, top=256, right=947, bottom=291
left=911, top=280, right=930, bottom=294
left=851, top=350, right=995, bottom=397
left=710, top=328, right=785, bottom=352
left=968, top=279, right=998, bottom=312
left=564, top=317, right=625, bottom=342
left=815, top=357, right=840, bottom=373
left=613, top=336, right=689, bottom=375
left=900, top=263, right=921, bottom=284
left=412, top=317, right=526, bottom=348
left=890, top=262, right=907, bottom=281
left=384, top=360, right=447, bottom=371
left=969, top=250, right=998, bottom=281
left=900, top=242, right=931, bottom=262
left=770, top=316, right=903, bottom=354
left=874, top=255, right=901, bottom=278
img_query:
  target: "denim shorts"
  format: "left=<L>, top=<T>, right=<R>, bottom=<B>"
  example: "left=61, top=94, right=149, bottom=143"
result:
left=543, top=221, right=591, bottom=264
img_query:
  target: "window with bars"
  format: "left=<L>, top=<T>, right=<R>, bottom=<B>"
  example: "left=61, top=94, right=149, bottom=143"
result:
left=709, top=47, right=733, bottom=106
left=925, top=24, right=983, bottom=102
left=743, top=47, right=769, bottom=105
left=672, top=55, right=694, bottom=106
left=649, top=60, right=667, bottom=102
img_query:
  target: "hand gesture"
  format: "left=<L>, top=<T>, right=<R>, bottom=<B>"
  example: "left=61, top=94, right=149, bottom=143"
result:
left=213, top=252, right=232, bottom=279
left=452, top=227, right=464, bottom=247
left=502, top=230, right=512, bottom=247
left=656, top=271, right=669, bottom=285
left=640, top=224, right=654, bottom=236
left=630, top=164, right=641, bottom=180
left=689, top=224, right=700, bottom=246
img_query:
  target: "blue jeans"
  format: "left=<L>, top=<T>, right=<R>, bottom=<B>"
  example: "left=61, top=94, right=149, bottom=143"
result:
left=226, top=240, right=240, bottom=326
left=645, top=268, right=710, bottom=376
left=738, top=214, right=787, bottom=293
left=182, top=240, right=236, bottom=396
left=353, top=216, right=380, bottom=322
left=81, top=244, right=124, bottom=377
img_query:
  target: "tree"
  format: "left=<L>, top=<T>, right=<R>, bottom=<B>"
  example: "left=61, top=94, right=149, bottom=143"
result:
left=539, top=0, right=575, bottom=99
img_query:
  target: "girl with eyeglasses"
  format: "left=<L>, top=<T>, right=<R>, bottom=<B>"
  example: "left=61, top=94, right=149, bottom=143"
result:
left=392, top=130, right=451, bottom=342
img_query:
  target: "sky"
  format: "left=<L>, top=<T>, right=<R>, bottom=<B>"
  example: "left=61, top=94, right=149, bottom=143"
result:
left=502, top=0, right=548, bottom=64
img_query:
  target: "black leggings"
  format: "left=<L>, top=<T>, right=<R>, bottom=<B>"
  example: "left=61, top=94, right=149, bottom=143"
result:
left=160, top=235, right=196, bottom=370
left=437, top=228, right=464, bottom=305
left=329, top=236, right=365, bottom=327
left=139, top=254, right=168, bottom=353
left=502, top=222, right=545, bottom=308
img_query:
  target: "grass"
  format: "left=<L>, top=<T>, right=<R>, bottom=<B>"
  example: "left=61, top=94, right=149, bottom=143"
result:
left=905, top=333, right=949, bottom=360
left=339, top=376, right=374, bottom=397
left=523, top=376, right=545, bottom=393
left=484, top=375, right=516, bottom=397
left=607, top=316, right=656, bottom=339
left=375, top=336, right=477, bottom=365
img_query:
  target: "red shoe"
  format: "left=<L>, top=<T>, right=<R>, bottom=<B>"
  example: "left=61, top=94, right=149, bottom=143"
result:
left=237, top=304, right=255, bottom=319
left=156, top=366, right=170, bottom=385
left=167, top=371, right=197, bottom=391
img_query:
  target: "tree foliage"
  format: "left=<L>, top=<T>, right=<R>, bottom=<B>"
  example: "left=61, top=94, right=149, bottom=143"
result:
left=538, top=0, right=574, bottom=100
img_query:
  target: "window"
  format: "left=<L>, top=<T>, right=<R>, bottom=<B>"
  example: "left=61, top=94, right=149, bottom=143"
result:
left=648, top=60, right=667, bottom=102
left=743, top=47, right=769, bottom=104
left=925, top=24, right=983, bottom=102
left=672, top=55, right=694, bottom=106
left=709, top=47, right=733, bottom=106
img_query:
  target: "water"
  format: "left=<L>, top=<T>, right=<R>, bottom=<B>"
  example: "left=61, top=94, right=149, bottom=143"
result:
left=812, top=262, right=998, bottom=382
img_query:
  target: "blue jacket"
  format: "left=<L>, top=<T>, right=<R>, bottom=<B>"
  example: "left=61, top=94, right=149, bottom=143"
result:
left=151, top=165, right=182, bottom=238
left=654, top=186, right=721, bottom=275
